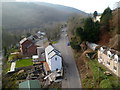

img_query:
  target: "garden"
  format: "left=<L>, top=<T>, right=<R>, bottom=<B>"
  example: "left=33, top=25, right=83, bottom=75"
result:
left=16, top=58, right=32, bottom=68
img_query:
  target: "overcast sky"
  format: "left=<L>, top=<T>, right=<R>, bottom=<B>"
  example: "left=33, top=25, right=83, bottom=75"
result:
left=4, top=0, right=120, bottom=13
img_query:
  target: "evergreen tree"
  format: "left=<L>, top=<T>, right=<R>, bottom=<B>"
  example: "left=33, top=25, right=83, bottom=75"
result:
left=93, top=11, right=98, bottom=19
left=76, top=17, right=100, bottom=43
left=100, top=7, right=112, bottom=31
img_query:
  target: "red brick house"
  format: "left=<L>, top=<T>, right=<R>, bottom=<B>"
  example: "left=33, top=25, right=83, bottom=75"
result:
left=20, top=37, right=38, bottom=56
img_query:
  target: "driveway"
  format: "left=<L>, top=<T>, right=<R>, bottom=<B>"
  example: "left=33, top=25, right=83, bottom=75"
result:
left=54, top=27, right=82, bottom=88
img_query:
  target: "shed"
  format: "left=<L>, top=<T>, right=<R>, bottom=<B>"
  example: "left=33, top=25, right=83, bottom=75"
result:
left=32, top=55, right=39, bottom=60
left=86, top=42, right=99, bottom=51
left=37, top=47, right=45, bottom=58
left=19, top=80, right=41, bottom=88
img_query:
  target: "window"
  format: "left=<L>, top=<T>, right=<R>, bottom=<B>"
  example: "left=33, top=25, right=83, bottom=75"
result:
left=108, top=54, right=111, bottom=58
left=114, top=58, right=118, bottom=63
left=113, top=66, right=117, bottom=72
left=55, top=57, right=57, bottom=61
left=107, top=61, right=110, bottom=66
left=107, top=51, right=111, bottom=59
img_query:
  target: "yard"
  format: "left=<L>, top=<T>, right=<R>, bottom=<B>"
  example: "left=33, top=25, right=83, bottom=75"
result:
left=16, top=59, right=33, bottom=68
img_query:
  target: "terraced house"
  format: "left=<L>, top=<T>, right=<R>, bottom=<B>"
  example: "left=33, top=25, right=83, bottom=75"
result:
left=98, top=46, right=120, bottom=77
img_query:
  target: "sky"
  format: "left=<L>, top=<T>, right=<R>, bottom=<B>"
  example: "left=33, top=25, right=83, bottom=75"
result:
left=4, top=0, right=120, bottom=13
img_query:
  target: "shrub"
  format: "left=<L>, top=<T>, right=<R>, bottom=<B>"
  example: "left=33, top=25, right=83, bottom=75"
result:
left=70, top=41, right=81, bottom=51
left=100, top=79, right=112, bottom=88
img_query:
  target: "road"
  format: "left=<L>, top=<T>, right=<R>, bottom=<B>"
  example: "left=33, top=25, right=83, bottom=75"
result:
left=54, top=27, right=82, bottom=88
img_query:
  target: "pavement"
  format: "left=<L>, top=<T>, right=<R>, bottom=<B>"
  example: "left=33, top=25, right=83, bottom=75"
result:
left=54, top=27, right=82, bottom=88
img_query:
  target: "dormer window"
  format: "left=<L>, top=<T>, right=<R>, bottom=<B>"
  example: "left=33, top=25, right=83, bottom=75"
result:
left=107, top=51, right=111, bottom=59
left=108, top=54, right=111, bottom=58
left=114, top=54, right=118, bottom=63
left=100, top=47, right=104, bottom=54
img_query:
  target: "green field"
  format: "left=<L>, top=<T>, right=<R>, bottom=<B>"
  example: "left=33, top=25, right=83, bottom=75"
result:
left=16, top=59, right=32, bottom=68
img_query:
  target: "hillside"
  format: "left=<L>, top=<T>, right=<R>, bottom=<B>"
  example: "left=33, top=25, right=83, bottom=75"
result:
left=2, top=2, right=88, bottom=31
left=35, top=2, right=88, bottom=16
left=109, top=8, right=120, bottom=51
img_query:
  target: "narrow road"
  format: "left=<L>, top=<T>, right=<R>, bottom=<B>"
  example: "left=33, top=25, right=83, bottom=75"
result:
left=54, top=27, right=82, bottom=88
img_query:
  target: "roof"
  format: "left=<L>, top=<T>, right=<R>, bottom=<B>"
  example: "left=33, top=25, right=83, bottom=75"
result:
left=48, top=51, right=57, bottom=59
left=32, top=55, right=39, bottom=59
left=86, top=42, right=99, bottom=51
left=99, top=46, right=120, bottom=60
left=27, top=43, right=33, bottom=48
left=48, top=49, right=61, bottom=55
left=45, top=45, right=61, bottom=59
left=20, top=37, right=28, bottom=44
left=45, top=45, right=54, bottom=54
left=27, top=35, right=33, bottom=40
left=48, top=50, right=61, bottom=59
left=38, top=31, right=46, bottom=35
left=33, top=35, right=39, bottom=39
left=19, top=80, right=41, bottom=88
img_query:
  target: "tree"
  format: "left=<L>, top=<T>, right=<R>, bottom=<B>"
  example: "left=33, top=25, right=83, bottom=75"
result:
left=26, top=33, right=31, bottom=37
left=100, top=7, right=112, bottom=31
left=84, top=17, right=95, bottom=42
left=76, top=17, right=100, bottom=43
left=70, top=36, right=81, bottom=51
left=93, top=11, right=98, bottom=19
left=76, top=27, right=84, bottom=41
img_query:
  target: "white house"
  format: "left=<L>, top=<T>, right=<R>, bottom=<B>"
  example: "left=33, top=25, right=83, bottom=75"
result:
left=86, top=42, right=99, bottom=51
left=93, top=15, right=101, bottom=22
left=98, top=46, right=120, bottom=77
left=45, top=45, right=62, bottom=72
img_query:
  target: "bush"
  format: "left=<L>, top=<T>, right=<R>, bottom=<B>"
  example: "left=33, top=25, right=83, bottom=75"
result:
left=8, top=53, right=22, bottom=61
left=70, top=41, right=81, bottom=51
left=100, top=79, right=112, bottom=88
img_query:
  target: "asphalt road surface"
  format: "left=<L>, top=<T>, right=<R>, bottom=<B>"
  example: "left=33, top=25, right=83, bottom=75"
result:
left=54, top=27, right=82, bottom=88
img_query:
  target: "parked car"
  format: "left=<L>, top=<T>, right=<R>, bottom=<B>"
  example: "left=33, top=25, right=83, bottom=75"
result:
left=67, top=42, right=70, bottom=46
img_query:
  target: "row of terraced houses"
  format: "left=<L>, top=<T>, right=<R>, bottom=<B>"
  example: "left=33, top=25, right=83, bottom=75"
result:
left=98, top=46, right=120, bottom=77
left=86, top=42, right=120, bottom=77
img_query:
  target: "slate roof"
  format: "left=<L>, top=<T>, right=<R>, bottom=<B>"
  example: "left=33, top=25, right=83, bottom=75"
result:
left=48, top=50, right=61, bottom=59
left=100, top=46, right=120, bottom=60
left=20, top=37, right=27, bottom=44
left=45, top=45, right=61, bottom=59
left=45, top=45, right=54, bottom=54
